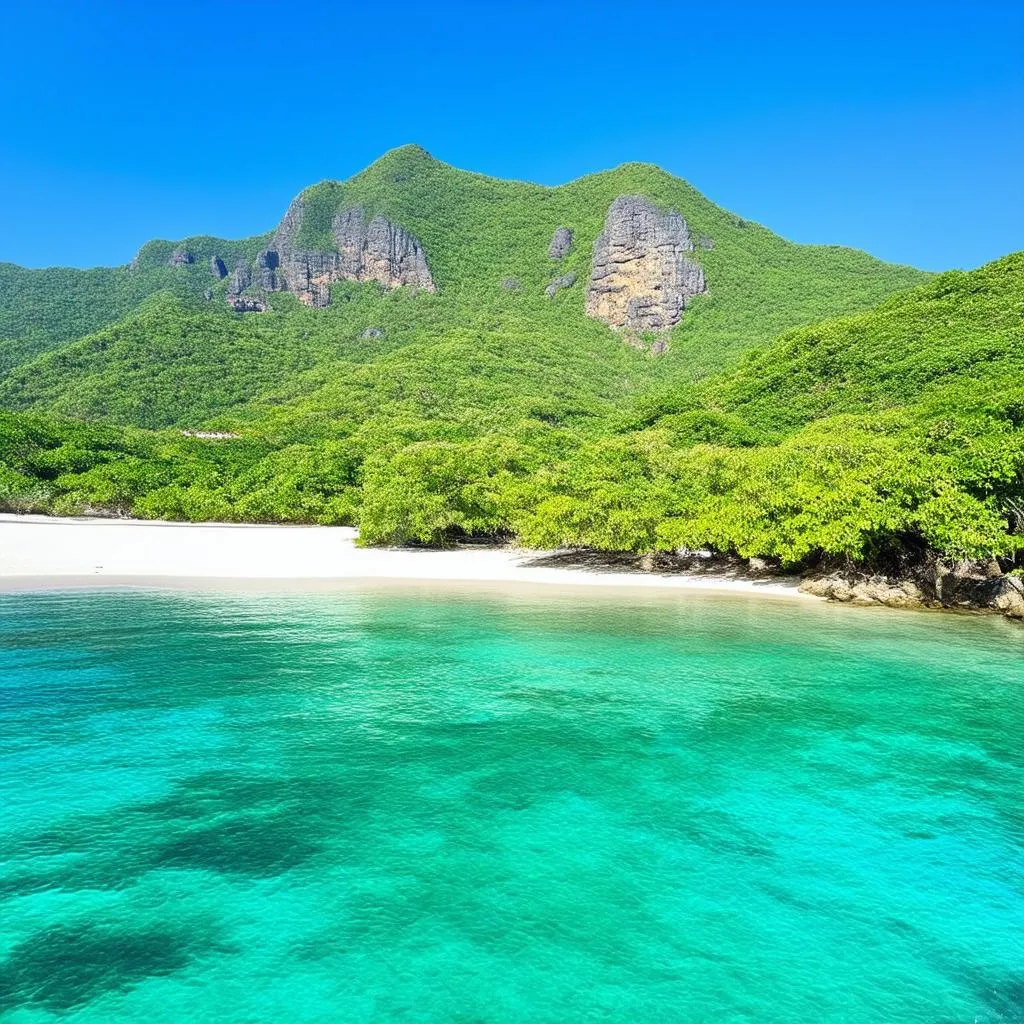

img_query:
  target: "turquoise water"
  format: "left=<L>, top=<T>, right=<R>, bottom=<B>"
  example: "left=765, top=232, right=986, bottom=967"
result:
left=0, top=586, right=1022, bottom=1023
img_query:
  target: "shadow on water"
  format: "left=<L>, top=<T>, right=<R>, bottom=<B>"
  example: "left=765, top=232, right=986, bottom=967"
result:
left=0, top=921, right=228, bottom=1014
left=955, top=966, right=1024, bottom=1024
left=1, top=770, right=328, bottom=900
left=157, top=813, right=321, bottom=877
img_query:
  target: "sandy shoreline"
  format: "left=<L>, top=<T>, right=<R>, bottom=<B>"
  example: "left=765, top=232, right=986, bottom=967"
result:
left=0, top=514, right=809, bottom=599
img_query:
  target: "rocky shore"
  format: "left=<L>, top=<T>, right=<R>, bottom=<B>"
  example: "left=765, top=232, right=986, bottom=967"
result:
left=798, top=565, right=1024, bottom=620
left=581, top=549, right=1024, bottom=621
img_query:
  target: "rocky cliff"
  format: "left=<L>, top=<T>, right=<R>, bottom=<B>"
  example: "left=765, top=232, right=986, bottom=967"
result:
left=252, top=197, right=435, bottom=308
left=227, top=261, right=251, bottom=296
left=210, top=196, right=435, bottom=311
left=586, top=196, right=706, bottom=333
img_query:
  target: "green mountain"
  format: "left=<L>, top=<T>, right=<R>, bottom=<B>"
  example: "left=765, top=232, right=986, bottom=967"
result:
left=0, top=145, right=924, bottom=428
left=0, top=237, right=264, bottom=376
left=1, top=146, right=1019, bottom=573
left=513, top=254, right=1024, bottom=563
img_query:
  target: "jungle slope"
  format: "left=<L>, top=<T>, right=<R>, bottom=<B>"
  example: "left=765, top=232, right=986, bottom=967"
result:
left=514, top=253, right=1024, bottom=562
left=0, top=145, right=927, bottom=429
left=0, top=256, right=1019, bottom=581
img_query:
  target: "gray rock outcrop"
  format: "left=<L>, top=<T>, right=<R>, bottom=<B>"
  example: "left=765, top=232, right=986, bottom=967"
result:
left=800, top=575, right=925, bottom=610
left=544, top=273, right=576, bottom=298
left=502, top=277, right=522, bottom=291
left=800, top=566, right=1024, bottom=619
left=267, top=197, right=435, bottom=308
left=360, top=327, right=384, bottom=339
left=210, top=256, right=227, bottom=279
left=586, top=196, right=706, bottom=332
left=983, top=575, right=1024, bottom=618
left=548, top=227, right=573, bottom=260
left=256, top=249, right=279, bottom=291
left=169, top=248, right=195, bottom=266
left=227, top=296, right=266, bottom=313
left=227, top=261, right=251, bottom=296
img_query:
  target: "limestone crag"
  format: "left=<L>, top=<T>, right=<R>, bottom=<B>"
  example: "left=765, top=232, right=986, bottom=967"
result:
left=268, top=198, right=336, bottom=307
left=227, top=261, right=251, bottom=296
left=341, top=207, right=435, bottom=294
left=586, top=196, right=706, bottom=332
left=169, top=248, right=195, bottom=266
left=256, top=249, right=280, bottom=291
left=263, top=197, right=435, bottom=308
left=210, top=256, right=227, bottom=279
left=544, top=273, right=576, bottom=299
left=227, top=296, right=266, bottom=313
left=548, top=227, right=573, bottom=260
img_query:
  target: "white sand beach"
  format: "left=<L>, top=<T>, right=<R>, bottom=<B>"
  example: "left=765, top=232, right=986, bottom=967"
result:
left=0, top=514, right=808, bottom=597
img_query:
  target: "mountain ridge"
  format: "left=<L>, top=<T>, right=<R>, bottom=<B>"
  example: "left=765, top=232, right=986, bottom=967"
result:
left=0, top=145, right=929, bottom=396
left=0, top=248, right=1019, bottom=604
left=5, top=147, right=1018, bottom=596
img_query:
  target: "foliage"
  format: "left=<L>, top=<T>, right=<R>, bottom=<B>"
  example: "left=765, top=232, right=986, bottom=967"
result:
left=636, top=252, right=1024, bottom=436
left=1, top=145, right=925, bottom=422
left=0, top=148, right=1018, bottom=567
left=359, top=437, right=536, bottom=545
left=0, top=232, right=266, bottom=374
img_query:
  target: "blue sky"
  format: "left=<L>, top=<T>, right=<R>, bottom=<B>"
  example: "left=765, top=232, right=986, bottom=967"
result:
left=1, top=0, right=1020, bottom=270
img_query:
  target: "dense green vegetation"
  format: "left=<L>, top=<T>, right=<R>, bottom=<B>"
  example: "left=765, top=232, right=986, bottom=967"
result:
left=640, top=252, right=1024, bottom=433
left=2, top=254, right=1021, bottom=568
left=0, top=235, right=265, bottom=375
left=0, top=145, right=924, bottom=425
left=1, top=146, right=1019, bottom=569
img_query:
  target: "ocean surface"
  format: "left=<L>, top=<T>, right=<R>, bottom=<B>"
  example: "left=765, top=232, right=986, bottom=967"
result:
left=0, top=585, right=1021, bottom=1023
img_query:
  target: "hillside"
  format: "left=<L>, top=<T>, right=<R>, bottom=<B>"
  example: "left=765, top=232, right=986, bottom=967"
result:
left=516, top=253, right=1024, bottom=563
left=1, top=251, right=1020, bottom=576
left=3, top=145, right=1019, bottom=576
left=637, top=252, right=1024, bottom=435
left=0, top=233, right=266, bottom=375
left=0, top=145, right=926, bottom=429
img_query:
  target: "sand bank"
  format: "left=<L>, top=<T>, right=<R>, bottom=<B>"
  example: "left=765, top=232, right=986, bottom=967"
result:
left=0, top=514, right=808, bottom=597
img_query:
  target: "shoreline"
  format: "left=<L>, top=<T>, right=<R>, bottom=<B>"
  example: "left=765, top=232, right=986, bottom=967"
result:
left=0, top=514, right=808, bottom=599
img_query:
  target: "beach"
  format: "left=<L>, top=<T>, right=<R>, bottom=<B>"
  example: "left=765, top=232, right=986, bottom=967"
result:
left=0, top=514, right=807, bottom=597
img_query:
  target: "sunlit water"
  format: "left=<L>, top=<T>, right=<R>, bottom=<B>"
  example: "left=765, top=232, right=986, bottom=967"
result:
left=1, top=586, right=1022, bottom=1023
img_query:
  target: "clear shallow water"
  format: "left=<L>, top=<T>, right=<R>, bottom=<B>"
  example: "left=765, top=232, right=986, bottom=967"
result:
left=0, top=587, right=1021, bottom=1023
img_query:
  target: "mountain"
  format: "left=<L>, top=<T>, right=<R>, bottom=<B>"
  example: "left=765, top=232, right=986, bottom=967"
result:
left=0, top=145, right=926, bottom=428
left=511, top=253, right=1024, bottom=562
left=639, top=251, right=1024, bottom=435
left=2, top=146, right=1020, bottom=589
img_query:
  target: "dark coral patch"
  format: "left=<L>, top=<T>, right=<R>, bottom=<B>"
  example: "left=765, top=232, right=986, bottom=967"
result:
left=0, top=922, right=205, bottom=1013
left=156, top=813, right=320, bottom=876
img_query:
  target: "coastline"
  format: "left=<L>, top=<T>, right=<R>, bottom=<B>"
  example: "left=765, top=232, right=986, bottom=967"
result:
left=0, top=514, right=808, bottom=599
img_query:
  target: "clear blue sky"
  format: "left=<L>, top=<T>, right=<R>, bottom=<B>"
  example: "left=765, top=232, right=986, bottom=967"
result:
left=1, top=0, right=1020, bottom=270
